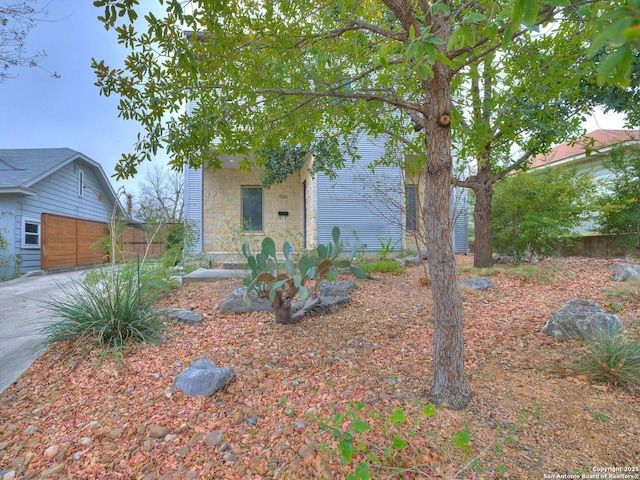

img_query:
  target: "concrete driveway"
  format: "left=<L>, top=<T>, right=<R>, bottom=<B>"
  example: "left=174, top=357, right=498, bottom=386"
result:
left=0, top=270, right=85, bottom=394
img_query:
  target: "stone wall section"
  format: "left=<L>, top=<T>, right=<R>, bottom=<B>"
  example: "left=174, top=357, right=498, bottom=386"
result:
left=300, top=158, right=318, bottom=250
left=202, top=167, right=304, bottom=252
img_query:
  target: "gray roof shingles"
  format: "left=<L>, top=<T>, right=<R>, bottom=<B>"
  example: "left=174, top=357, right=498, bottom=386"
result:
left=0, top=148, right=81, bottom=188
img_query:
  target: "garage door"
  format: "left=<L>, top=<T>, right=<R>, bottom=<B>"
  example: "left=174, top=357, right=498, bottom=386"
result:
left=41, top=214, right=107, bottom=270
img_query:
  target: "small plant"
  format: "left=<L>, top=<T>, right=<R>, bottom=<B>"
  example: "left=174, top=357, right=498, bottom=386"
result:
left=361, top=259, right=407, bottom=275
left=593, top=412, right=609, bottom=421
left=605, top=280, right=640, bottom=304
left=242, top=227, right=369, bottom=324
left=574, top=334, right=640, bottom=390
left=37, top=266, right=168, bottom=367
left=316, top=401, right=507, bottom=479
left=376, top=237, right=400, bottom=261
left=204, top=253, right=216, bottom=268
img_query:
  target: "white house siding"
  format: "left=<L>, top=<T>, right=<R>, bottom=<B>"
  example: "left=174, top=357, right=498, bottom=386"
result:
left=451, top=187, right=469, bottom=254
left=184, top=165, right=203, bottom=251
left=13, top=160, right=115, bottom=272
left=316, top=136, right=404, bottom=252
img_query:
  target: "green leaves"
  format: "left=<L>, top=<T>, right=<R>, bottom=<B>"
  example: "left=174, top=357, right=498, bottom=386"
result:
left=240, top=227, right=368, bottom=319
left=582, top=0, right=640, bottom=86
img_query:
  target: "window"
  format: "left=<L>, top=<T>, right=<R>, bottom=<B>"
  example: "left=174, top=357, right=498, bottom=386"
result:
left=405, top=185, right=417, bottom=231
left=78, top=169, right=84, bottom=197
left=242, top=186, right=263, bottom=231
left=22, top=217, right=41, bottom=248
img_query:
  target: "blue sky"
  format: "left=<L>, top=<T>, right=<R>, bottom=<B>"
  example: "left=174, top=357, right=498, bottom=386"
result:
left=0, top=1, right=628, bottom=196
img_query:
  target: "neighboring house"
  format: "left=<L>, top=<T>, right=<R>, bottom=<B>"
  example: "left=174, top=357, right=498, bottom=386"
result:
left=530, top=129, right=640, bottom=232
left=184, top=134, right=469, bottom=258
left=0, top=148, right=121, bottom=277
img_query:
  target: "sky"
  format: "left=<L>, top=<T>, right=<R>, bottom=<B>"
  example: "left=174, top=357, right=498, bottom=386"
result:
left=0, top=1, right=630, bottom=197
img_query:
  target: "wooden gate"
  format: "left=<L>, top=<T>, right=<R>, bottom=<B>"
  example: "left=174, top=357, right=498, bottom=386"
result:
left=41, top=214, right=107, bottom=270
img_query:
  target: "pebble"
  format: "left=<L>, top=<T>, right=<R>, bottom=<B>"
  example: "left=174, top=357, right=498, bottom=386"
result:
left=79, top=437, right=93, bottom=446
left=149, top=426, right=168, bottom=438
left=298, top=444, right=315, bottom=459
left=232, top=411, right=244, bottom=425
left=22, top=425, right=37, bottom=436
left=246, top=417, right=258, bottom=426
left=44, top=445, right=60, bottom=458
left=223, top=452, right=237, bottom=462
left=39, top=464, right=65, bottom=478
left=205, top=431, right=224, bottom=447
left=2, top=471, right=16, bottom=480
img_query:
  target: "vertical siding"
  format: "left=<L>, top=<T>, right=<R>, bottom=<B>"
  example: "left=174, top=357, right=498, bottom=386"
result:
left=13, top=160, right=115, bottom=273
left=316, top=135, right=403, bottom=252
left=451, top=187, right=469, bottom=254
left=184, top=165, right=203, bottom=251
left=0, top=198, right=18, bottom=279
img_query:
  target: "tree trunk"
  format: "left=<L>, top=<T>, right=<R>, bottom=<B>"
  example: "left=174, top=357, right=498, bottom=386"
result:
left=271, top=284, right=321, bottom=325
left=473, top=183, right=494, bottom=268
left=421, top=39, right=471, bottom=410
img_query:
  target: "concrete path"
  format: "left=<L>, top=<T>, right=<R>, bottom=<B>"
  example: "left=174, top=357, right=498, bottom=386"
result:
left=181, top=267, right=247, bottom=284
left=0, top=270, right=84, bottom=394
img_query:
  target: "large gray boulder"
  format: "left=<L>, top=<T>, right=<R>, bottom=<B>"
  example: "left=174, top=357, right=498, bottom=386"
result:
left=217, top=280, right=358, bottom=315
left=541, top=299, right=623, bottom=340
left=173, top=359, right=235, bottom=397
left=610, top=263, right=640, bottom=282
left=217, top=288, right=274, bottom=314
left=460, top=278, right=495, bottom=290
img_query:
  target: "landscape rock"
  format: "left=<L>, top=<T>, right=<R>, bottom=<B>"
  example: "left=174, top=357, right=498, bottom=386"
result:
left=610, top=263, right=640, bottom=282
left=541, top=299, right=623, bottom=340
left=217, top=288, right=274, bottom=314
left=395, top=255, right=421, bottom=267
left=316, top=280, right=358, bottom=297
left=217, top=281, right=358, bottom=315
left=173, top=360, right=235, bottom=397
left=204, top=431, right=224, bottom=447
left=161, top=308, right=204, bottom=324
left=304, top=296, right=352, bottom=316
left=460, top=278, right=495, bottom=290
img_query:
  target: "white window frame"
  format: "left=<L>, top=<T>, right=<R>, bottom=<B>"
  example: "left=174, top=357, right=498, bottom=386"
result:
left=22, top=217, right=41, bottom=249
left=78, top=169, right=84, bottom=197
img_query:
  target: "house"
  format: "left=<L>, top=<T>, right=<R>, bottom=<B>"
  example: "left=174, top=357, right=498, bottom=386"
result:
left=530, top=129, right=640, bottom=232
left=184, top=134, right=469, bottom=258
left=0, top=148, right=121, bottom=278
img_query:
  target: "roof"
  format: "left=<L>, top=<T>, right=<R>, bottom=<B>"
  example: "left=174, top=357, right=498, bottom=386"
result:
left=0, top=148, right=120, bottom=206
left=530, top=129, right=640, bottom=168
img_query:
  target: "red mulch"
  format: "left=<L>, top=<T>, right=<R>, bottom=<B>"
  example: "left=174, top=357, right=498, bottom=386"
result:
left=1, top=256, right=639, bottom=479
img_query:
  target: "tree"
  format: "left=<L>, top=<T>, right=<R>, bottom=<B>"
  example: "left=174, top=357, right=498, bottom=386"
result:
left=93, top=0, right=613, bottom=410
left=453, top=25, right=598, bottom=268
left=492, top=168, right=595, bottom=261
left=0, top=0, right=58, bottom=82
left=595, top=144, right=640, bottom=249
left=132, top=165, right=184, bottom=224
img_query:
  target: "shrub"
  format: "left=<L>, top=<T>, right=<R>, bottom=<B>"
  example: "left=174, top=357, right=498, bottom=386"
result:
left=361, top=259, right=407, bottom=275
left=492, top=168, right=594, bottom=261
left=37, top=266, right=168, bottom=366
left=574, top=335, right=640, bottom=390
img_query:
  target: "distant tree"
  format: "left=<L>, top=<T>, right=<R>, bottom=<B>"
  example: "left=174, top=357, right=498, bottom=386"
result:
left=595, top=144, right=640, bottom=249
left=0, top=0, right=58, bottom=82
left=492, top=169, right=595, bottom=261
left=132, top=165, right=184, bottom=224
